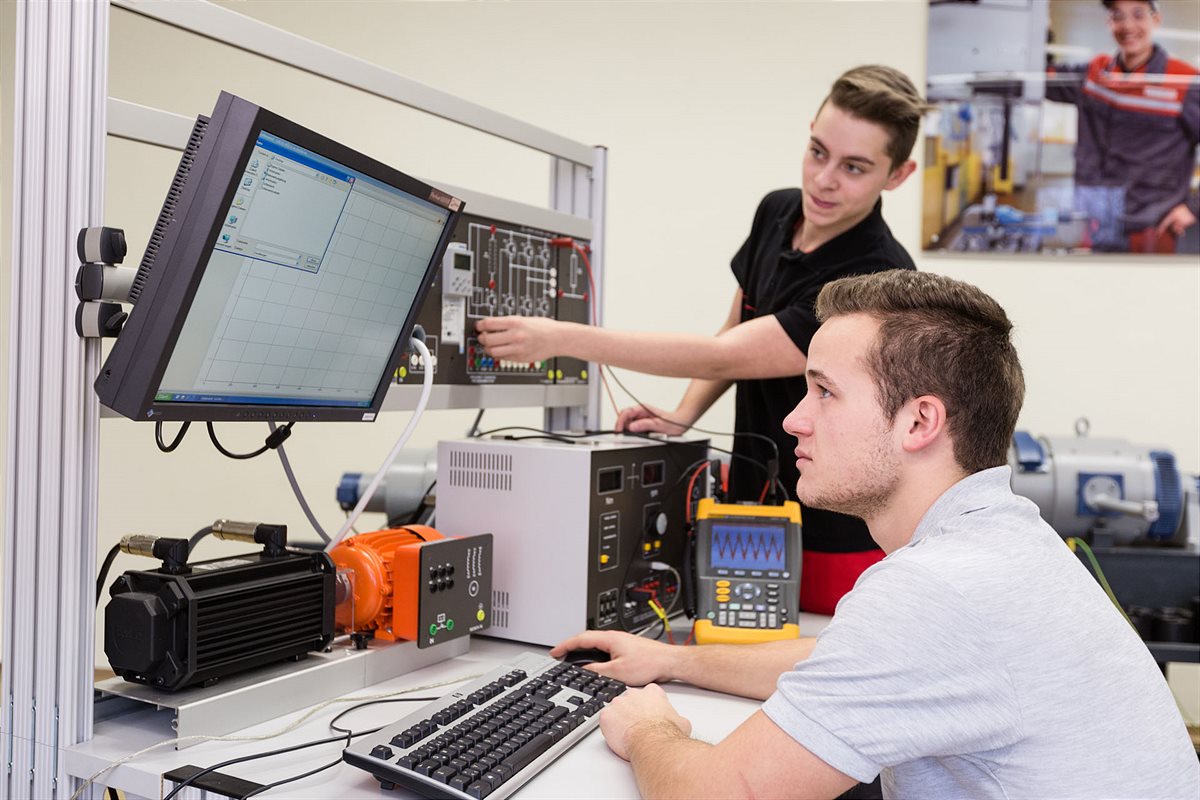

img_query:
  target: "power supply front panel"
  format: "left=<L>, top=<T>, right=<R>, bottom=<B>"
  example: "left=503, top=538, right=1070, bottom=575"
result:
left=585, top=439, right=709, bottom=633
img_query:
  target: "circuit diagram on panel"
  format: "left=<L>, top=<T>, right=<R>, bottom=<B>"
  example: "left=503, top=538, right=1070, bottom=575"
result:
left=410, top=211, right=593, bottom=383
left=466, top=223, right=585, bottom=321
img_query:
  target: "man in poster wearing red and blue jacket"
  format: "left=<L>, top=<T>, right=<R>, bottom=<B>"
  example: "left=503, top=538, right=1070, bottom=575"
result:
left=1046, top=0, right=1199, bottom=253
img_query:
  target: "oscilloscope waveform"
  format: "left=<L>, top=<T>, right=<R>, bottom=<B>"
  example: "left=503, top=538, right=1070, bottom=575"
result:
left=712, top=529, right=786, bottom=564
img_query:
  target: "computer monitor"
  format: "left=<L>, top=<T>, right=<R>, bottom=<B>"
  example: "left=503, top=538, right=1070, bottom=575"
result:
left=96, top=91, right=463, bottom=422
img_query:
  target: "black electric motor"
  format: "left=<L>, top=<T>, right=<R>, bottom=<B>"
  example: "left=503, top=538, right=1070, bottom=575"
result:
left=104, top=530, right=335, bottom=691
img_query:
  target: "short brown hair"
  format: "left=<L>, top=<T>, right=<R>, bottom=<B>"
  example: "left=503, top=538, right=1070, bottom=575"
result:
left=821, top=65, right=930, bottom=168
left=1102, top=1, right=1158, bottom=11
left=815, top=270, right=1025, bottom=474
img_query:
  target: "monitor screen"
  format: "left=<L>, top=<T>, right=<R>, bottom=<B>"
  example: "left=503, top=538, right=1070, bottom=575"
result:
left=709, top=522, right=788, bottom=571
left=96, top=92, right=463, bottom=422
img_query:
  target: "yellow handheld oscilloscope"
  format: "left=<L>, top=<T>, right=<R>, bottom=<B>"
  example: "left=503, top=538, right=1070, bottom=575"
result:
left=692, top=498, right=802, bottom=645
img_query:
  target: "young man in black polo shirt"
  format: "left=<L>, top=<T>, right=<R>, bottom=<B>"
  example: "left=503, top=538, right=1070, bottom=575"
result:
left=476, top=65, right=925, bottom=614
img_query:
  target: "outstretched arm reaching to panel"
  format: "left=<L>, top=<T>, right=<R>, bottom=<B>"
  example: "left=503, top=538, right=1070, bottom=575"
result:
left=475, top=289, right=807, bottom=382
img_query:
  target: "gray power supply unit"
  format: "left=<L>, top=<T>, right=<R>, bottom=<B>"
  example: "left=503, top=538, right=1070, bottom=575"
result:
left=436, top=436, right=708, bottom=646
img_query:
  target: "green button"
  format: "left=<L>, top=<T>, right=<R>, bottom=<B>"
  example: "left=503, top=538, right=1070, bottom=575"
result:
left=428, top=624, right=437, bottom=637
left=476, top=609, right=486, bottom=622
left=706, top=611, right=715, bottom=620
left=446, top=619, right=455, bottom=631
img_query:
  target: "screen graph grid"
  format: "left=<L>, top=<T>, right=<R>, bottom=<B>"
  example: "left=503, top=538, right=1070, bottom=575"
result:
left=195, top=192, right=442, bottom=401
left=709, top=524, right=788, bottom=571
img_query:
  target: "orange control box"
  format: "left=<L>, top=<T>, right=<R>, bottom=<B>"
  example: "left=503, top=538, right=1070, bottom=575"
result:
left=330, top=526, right=492, bottom=647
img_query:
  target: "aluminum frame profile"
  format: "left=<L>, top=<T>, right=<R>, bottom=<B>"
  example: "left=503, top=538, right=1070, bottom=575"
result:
left=112, top=0, right=595, bottom=168
left=546, top=151, right=607, bottom=433
left=1, top=1, right=108, bottom=798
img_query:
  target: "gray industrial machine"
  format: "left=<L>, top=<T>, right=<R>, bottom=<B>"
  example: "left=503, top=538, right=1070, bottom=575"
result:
left=1009, top=427, right=1196, bottom=546
left=1009, top=426, right=1199, bottom=663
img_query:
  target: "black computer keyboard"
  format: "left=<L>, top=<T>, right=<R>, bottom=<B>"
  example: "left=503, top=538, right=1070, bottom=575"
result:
left=343, top=652, right=626, bottom=799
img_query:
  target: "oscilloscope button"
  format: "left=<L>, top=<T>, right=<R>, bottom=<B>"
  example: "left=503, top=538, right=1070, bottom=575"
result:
left=715, top=580, right=730, bottom=588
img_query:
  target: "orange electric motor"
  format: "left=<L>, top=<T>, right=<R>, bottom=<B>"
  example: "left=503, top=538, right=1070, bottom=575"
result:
left=329, top=525, right=492, bottom=647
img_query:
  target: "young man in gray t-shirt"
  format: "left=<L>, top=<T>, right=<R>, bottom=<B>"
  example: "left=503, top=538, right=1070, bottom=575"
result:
left=552, top=270, right=1199, bottom=798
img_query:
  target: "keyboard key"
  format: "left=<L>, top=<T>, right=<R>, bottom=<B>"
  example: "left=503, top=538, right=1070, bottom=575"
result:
left=466, top=779, right=494, bottom=798
left=369, top=744, right=393, bottom=760
left=432, top=765, right=458, bottom=784
left=501, top=731, right=556, bottom=774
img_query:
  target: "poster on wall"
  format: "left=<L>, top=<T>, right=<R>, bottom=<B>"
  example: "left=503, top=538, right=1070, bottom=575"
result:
left=922, top=0, right=1199, bottom=255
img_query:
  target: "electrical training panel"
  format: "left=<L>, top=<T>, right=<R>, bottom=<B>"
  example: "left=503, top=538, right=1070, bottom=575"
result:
left=395, top=209, right=592, bottom=388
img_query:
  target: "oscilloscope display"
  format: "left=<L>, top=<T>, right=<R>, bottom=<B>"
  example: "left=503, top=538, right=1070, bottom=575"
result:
left=709, top=523, right=787, bottom=571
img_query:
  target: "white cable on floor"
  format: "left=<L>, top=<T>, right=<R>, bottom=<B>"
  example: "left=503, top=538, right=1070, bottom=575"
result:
left=326, top=336, right=435, bottom=551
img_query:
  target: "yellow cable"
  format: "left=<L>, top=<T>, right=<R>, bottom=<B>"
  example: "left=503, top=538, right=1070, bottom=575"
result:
left=1067, top=537, right=1135, bottom=629
left=648, top=598, right=670, bottom=636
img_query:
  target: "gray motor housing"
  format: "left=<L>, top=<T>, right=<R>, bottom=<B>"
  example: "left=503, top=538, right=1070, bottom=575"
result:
left=1009, top=431, right=1189, bottom=545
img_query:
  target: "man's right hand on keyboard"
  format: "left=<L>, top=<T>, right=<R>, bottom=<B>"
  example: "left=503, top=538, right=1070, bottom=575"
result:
left=550, top=631, right=679, bottom=687
left=552, top=630, right=820, bottom=701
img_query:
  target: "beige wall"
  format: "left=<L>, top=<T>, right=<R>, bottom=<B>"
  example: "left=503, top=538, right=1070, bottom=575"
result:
left=2, top=1, right=1197, bottom=669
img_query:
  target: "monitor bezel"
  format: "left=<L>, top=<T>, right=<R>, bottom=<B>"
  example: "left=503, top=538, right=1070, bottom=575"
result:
left=95, top=91, right=463, bottom=423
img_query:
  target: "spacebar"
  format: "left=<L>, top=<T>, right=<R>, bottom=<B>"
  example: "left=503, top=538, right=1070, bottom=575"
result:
left=501, top=732, right=556, bottom=775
